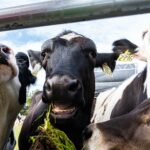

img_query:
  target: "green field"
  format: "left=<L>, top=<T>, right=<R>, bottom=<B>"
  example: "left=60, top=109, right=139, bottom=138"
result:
left=14, top=123, right=22, bottom=150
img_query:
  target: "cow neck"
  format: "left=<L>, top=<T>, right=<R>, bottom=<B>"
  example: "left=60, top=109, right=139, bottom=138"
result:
left=0, top=77, right=21, bottom=150
left=145, top=59, right=150, bottom=97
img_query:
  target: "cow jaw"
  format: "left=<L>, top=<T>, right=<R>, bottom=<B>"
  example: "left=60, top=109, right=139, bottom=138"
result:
left=0, top=65, right=13, bottom=83
left=51, top=103, right=78, bottom=119
left=0, top=63, right=18, bottom=84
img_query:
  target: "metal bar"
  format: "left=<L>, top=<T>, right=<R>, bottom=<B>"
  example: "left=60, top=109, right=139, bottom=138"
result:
left=0, top=0, right=150, bottom=31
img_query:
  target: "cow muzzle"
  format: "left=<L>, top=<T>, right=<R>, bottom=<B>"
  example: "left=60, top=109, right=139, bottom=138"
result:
left=0, top=45, right=18, bottom=83
left=43, top=75, right=83, bottom=119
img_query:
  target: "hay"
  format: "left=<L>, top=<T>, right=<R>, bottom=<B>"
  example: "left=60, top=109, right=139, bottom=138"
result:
left=30, top=106, right=76, bottom=150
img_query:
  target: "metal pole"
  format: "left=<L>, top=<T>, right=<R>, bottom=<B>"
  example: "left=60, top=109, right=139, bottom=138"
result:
left=0, top=0, right=150, bottom=31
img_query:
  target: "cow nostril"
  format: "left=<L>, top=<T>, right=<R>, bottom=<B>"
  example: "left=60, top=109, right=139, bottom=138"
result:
left=1, top=47, right=10, bottom=54
left=0, top=47, right=10, bottom=61
left=68, top=79, right=80, bottom=92
left=82, top=127, right=93, bottom=141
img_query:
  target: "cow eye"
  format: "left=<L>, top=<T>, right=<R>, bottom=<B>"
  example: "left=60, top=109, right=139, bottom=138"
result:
left=17, top=59, right=26, bottom=64
left=2, top=47, right=11, bottom=54
left=41, top=52, right=46, bottom=58
left=88, top=51, right=96, bottom=59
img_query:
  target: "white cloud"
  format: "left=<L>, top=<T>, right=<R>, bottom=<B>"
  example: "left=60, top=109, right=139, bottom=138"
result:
left=0, top=39, right=42, bottom=54
left=0, top=12, right=149, bottom=58
left=24, top=13, right=150, bottom=53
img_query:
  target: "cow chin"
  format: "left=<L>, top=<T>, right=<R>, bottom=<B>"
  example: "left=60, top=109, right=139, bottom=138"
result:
left=0, top=65, right=13, bottom=83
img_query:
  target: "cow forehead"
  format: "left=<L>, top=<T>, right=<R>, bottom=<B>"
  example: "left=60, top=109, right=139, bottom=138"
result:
left=60, top=32, right=83, bottom=41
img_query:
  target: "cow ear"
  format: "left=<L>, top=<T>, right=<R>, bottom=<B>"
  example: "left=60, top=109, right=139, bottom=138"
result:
left=95, top=53, right=119, bottom=74
left=27, top=50, right=42, bottom=76
left=112, top=39, right=148, bottom=62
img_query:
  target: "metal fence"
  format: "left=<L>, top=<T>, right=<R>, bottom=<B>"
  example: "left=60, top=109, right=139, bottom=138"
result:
left=95, top=62, right=137, bottom=95
left=0, top=0, right=150, bottom=31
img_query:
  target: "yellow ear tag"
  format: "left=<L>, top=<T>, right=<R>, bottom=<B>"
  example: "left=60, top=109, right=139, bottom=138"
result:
left=102, top=63, right=112, bottom=76
left=118, top=50, right=134, bottom=62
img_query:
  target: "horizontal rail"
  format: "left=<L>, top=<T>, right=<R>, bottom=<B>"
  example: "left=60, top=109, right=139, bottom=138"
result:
left=0, top=0, right=150, bottom=31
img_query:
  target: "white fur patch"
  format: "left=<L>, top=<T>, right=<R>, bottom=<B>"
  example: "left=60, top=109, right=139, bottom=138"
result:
left=83, top=124, right=110, bottom=150
left=91, top=74, right=137, bottom=123
left=83, top=125, right=101, bottom=150
left=8, top=53, right=19, bottom=76
left=144, top=59, right=150, bottom=98
left=140, top=27, right=150, bottom=97
left=141, top=26, right=150, bottom=60
left=60, top=32, right=82, bottom=41
left=91, top=87, right=116, bottom=123
left=32, top=63, right=42, bottom=76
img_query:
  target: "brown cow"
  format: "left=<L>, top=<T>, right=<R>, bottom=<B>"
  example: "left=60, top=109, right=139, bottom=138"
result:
left=83, top=99, right=150, bottom=150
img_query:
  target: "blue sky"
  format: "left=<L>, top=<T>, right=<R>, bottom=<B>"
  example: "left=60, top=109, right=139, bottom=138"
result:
left=0, top=0, right=149, bottom=91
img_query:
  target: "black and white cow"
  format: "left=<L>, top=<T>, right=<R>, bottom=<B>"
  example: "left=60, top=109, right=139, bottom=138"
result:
left=111, top=27, right=150, bottom=118
left=0, top=45, right=36, bottom=150
left=18, top=30, right=121, bottom=150
left=91, top=73, right=142, bottom=123
left=83, top=26, right=150, bottom=149
left=91, top=28, right=150, bottom=123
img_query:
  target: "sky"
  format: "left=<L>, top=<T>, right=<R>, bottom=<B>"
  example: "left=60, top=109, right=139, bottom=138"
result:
left=0, top=0, right=150, bottom=54
left=0, top=0, right=149, bottom=91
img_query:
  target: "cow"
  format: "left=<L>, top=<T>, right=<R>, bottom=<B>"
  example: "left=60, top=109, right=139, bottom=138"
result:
left=0, top=45, right=36, bottom=150
left=91, top=27, right=150, bottom=123
left=18, top=30, right=122, bottom=150
left=83, top=98, right=150, bottom=150
left=111, top=27, right=150, bottom=118
left=91, top=72, right=141, bottom=123
left=83, top=26, right=150, bottom=149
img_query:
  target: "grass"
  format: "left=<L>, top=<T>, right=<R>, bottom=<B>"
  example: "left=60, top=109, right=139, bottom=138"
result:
left=14, top=123, right=22, bottom=150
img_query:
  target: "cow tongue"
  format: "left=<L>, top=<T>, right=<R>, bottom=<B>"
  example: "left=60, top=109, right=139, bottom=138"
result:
left=52, top=104, right=76, bottom=114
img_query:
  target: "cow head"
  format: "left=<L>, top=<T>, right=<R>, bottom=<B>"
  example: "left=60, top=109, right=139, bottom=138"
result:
left=112, top=38, right=138, bottom=54
left=0, top=44, right=36, bottom=149
left=0, top=44, right=18, bottom=84
left=15, top=52, right=36, bottom=104
left=28, top=31, right=119, bottom=124
left=16, top=52, right=36, bottom=87
left=112, top=26, right=150, bottom=62
left=83, top=99, right=150, bottom=150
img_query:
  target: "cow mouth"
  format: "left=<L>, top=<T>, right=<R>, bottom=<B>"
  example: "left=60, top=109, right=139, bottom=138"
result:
left=51, top=103, right=78, bottom=119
